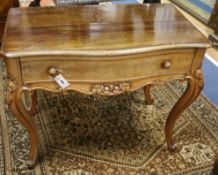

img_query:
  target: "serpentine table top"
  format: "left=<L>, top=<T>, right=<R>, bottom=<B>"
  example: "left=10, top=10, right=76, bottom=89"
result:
left=1, top=4, right=210, bottom=57
left=0, top=4, right=211, bottom=168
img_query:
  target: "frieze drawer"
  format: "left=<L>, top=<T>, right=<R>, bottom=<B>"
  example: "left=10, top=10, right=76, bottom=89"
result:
left=20, top=49, right=195, bottom=84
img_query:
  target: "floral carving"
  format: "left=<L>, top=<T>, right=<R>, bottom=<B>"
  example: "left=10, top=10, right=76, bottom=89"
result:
left=92, top=82, right=130, bottom=95
left=7, top=78, right=17, bottom=92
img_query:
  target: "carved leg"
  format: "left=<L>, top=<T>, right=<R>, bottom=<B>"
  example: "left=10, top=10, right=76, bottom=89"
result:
left=7, top=85, right=39, bottom=168
left=28, top=91, right=38, bottom=116
left=144, top=84, right=154, bottom=105
left=165, top=69, right=204, bottom=151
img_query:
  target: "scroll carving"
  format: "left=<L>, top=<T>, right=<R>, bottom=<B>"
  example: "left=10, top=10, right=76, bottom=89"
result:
left=92, top=82, right=130, bottom=95
left=6, top=76, right=17, bottom=104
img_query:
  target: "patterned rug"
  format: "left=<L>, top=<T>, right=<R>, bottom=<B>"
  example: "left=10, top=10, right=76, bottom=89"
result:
left=170, top=0, right=216, bottom=23
left=0, top=60, right=218, bottom=175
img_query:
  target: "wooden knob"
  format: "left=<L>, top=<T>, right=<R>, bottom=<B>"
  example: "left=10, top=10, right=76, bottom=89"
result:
left=48, top=67, right=58, bottom=76
left=162, top=60, right=172, bottom=69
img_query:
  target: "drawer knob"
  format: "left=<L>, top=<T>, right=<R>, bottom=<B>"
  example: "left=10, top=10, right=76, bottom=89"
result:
left=48, top=67, right=70, bottom=89
left=48, top=67, right=60, bottom=76
left=162, top=60, right=172, bottom=69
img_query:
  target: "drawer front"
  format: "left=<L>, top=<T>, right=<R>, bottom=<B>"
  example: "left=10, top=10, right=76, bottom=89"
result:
left=20, top=49, right=194, bottom=84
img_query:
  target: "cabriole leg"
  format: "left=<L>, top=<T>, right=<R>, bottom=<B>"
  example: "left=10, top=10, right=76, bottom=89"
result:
left=7, top=83, right=39, bottom=169
left=165, top=69, right=204, bottom=151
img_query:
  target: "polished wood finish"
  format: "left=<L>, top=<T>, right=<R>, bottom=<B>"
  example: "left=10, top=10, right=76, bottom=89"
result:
left=2, top=4, right=210, bottom=58
left=0, top=0, right=19, bottom=42
left=0, top=4, right=210, bottom=168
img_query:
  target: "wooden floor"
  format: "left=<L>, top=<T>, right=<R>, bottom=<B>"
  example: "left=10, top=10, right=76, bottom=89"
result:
left=162, top=0, right=218, bottom=63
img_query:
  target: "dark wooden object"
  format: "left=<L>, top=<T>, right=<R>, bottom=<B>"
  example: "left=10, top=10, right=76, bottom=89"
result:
left=143, top=0, right=160, bottom=3
left=0, top=4, right=210, bottom=168
left=208, top=1, right=218, bottom=45
left=0, top=0, right=19, bottom=42
left=29, top=0, right=41, bottom=7
left=213, top=157, right=218, bottom=175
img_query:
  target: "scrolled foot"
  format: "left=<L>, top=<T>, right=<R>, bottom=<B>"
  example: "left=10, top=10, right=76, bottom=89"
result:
left=26, top=160, right=36, bottom=169
left=168, top=143, right=176, bottom=152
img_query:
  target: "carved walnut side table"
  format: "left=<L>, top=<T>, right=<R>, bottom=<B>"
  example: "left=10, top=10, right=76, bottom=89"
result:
left=0, top=4, right=210, bottom=168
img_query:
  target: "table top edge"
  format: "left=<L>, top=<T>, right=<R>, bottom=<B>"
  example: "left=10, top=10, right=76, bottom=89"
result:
left=1, top=43, right=211, bottom=58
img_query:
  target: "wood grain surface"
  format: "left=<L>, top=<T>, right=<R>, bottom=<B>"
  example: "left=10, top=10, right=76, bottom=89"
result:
left=1, top=4, right=210, bottom=58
